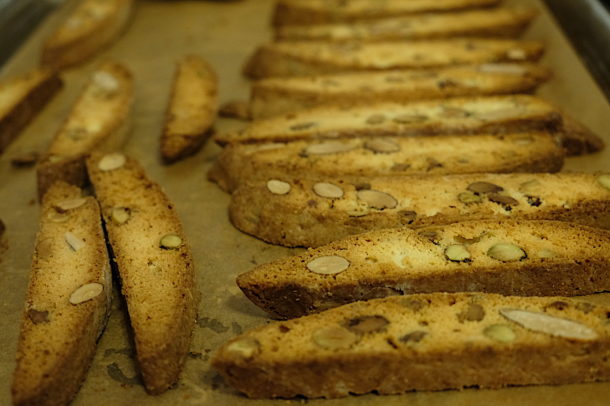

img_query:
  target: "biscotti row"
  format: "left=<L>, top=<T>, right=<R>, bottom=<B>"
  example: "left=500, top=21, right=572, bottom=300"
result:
left=12, top=153, right=199, bottom=405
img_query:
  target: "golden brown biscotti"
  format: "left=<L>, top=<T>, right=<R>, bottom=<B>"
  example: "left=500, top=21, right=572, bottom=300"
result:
left=86, top=152, right=199, bottom=395
left=209, top=132, right=564, bottom=193
left=243, top=39, right=544, bottom=79
left=237, top=220, right=610, bottom=319
left=230, top=173, right=610, bottom=247
left=235, top=63, right=552, bottom=119
left=0, top=68, right=63, bottom=154
left=37, top=62, right=133, bottom=200
left=161, top=55, right=218, bottom=164
left=212, top=292, right=610, bottom=398
left=12, top=182, right=111, bottom=406
left=214, top=95, right=603, bottom=156
left=272, top=0, right=502, bottom=25
left=42, top=0, right=134, bottom=70
left=275, top=7, right=539, bottom=42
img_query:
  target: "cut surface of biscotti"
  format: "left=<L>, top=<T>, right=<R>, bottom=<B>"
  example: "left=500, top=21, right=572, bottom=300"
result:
left=37, top=61, right=133, bottom=199
left=273, top=0, right=502, bottom=25
left=276, top=7, right=539, bottom=42
left=243, top=39, right=544, bottom=79
left=86, top=152, right=198, bottom=395
left=230, top=173, right=610, bottom=247
left=214, top=95, right=603, bottom=156
left=0, top=68, right=63, bottom=154
left=236, top=63, right=552, bottom=119
left=237, top=220, right=610, bottom=318
left=212, top=292, right=610, bottom=398
left=209, top=132, right=564, bottom=193
left=12, top=182, right=111, bottom=406
left=42, top=0, right=134, bottom=70
left=161, top=55, right=218, bottom=163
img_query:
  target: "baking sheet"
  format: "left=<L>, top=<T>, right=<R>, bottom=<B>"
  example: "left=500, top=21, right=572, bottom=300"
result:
left=2, top=0, right=610, bottom=405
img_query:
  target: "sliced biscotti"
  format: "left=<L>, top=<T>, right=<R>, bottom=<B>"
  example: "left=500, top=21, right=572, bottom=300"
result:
left=212, top=292, right=610, bottom=398
left=12, top=182, right=111, bottom=406
left=37, top=62, right=133, bottom=199
left=210, top=133, right=564, bottom=193
left=86, top=152, right=198, bottom=395
left=273, top=0, right=502, bottom=25
left=0, top=68, right=63, bottom=154
left=214, top=95, right=603, bottom=156
left=238, top=220, right=610, bottom=318
left=276, top=7, right=539, bottom=42
left=243, top=39, right=544, bottom=79
left=230, top=63, right=552, bottom=119
left=161, top=55, right=218, bottom=164
left=231, top=173, right=610, bottom=247
left=42, top=0, right=134, bottom=70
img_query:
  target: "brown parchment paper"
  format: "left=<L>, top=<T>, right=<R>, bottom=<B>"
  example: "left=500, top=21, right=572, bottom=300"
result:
left=1, top=0, right=610, bottom=405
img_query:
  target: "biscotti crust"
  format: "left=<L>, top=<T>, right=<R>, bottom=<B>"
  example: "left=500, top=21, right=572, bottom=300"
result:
left=209, top=132, right=564, bottom=193
left=246, top=63, right=552, bottom=119
left=86, top=152, right=199, bottom=395
left=275, top=7, right=539, bottom=42
left=212, top=293, right=610, bottom=398
left=42, top=0, right=134, bottom=70
left=237, top=220, right=610, bottom=318
left=0, top=69, right=63, bottom=154
left=37, top=62, right=134, bottom=199
left=12, top=182, right=111, bottom=406
left=272, top=0, right=502, bottom=26
left=161, top=55, right=218, bottom=164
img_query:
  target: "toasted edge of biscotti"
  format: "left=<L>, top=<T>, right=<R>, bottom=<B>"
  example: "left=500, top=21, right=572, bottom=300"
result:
left=36, top=61, right=133, bottom=200
left=11, top=181, right=111, bottom=406
left=0, top=69, right=63, bottom=154
left=41, top=0, right=134, bottom=70
left=212, top=292, right=610, bottom=398
left=86, top=151, right=199, bottom=395
left=161, top=55, right=218, bottom=164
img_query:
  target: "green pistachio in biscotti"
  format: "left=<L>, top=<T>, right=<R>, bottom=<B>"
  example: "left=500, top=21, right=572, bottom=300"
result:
left=312, top=326, right=358, bottom=350
left=457, top=303, right=485, bottom=322
left=487, top=243, right=527, bottom=262
left=597, top=175, right=610, bottom=190
left=160, top=234, right=182, bottom=249
left=357, top=190, right=397, bottom=210
left=111, top=207, right=130, bottom=224
left=445, top=244, right=471, bottom=262
left=484, top=324, right=516, bottom=343
left=458, top=191, right=483, bottom=204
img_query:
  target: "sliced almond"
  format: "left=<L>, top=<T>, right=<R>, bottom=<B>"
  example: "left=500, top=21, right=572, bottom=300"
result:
left=303, top=141, right=357, bottom=156
left=357, top=190, right=397, bottom=210
left=483, top=324, right=516, bottom=343
left=364, top=139, right=400, bottom=153
left=266, top=179, right=291, bottom=195
left=597, top=175, right=610, bottom=190
left=98, top=153, right=126, bottom=171
left=65, top=232, right=85, bottom=252
left=307, top=255, right=350, bottom=275
left=312, top=326, right=357, bottom=350
left=487, top=243, right=526, bottom=262
left=500, top=308, right=598, bottom=340
left=226, top=337, right=261, bottom=358
left=111, top=207, right=131, bottom=224
left=478, top=63, right=527, bottom=75
left=69, top=282, right=104, bottom=305
left=445, top=244, right=471, bottom=262
left=160, top=234, right=182, bottom=249
left=313, top=182, right=343, bottom=199
left=55, top=198, right=87, bottom=212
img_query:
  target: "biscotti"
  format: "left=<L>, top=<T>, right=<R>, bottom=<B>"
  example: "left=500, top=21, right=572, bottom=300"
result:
left=161, top=55, right=218, bottom=163
left=212, top=292, right=610, bottom=398
left=210, top=132, right=564, bottom=193
left=214, top=95, right=603, bottom=156
left=42, top=0, right=134, bottom=70
left=37, top=62, right=133, bottom=199
left=230, top=63, right=552, bottom=119
left=230, top=173, right=610, bottom=247
left=272, top=0, right=502, bottom=25
left=243, top=39, right=544, bottom=79
left=12, top=182, right=111, bottom=406
left=276, top=7, right=539, bottom=42
left=0, top=68, right=63, bottom=154
left=86, top=152, right=198, bottom=395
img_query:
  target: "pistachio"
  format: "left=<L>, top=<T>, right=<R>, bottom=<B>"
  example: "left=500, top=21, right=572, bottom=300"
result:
left=597, top=175, right=610, bottom=190
left=364, top=139, right=400, bottom=153
left=467, top=181, right=503, bottom=194
left=365, top=114, right=386, bottom=125
left=357, top=190, right=397, bottom=210
left=457, top=303, right=485, bottom=322
left=487, top=243, right=526, bottom=262
left=65, top=232, right=85, bottom=252
left=69, top=282, right=104, bottom=304
left=55, top=198, right=87, bottom=212
left=307, top=255, right=350, bottom=275
left=303, top=141, right=357, bottom=156
left=500, top=308, right=598, bottom=340
left=160, top=234, right=182, bottom=249
left=289, top=121, right=317, bottom=131
left=393, top=114, right=428, bottom=124
left=27, top=309, right=49, bottom=324
left=226, top=337, right=260, bottom=358
left=537, top=249, right=557, bottom=259
left=478, top=63, right=527, bottom=75
left=345, top=315, right=389, bottom=334
left=483, top=324, right=516, bottom=343
left=312, top=326, right=358, bottom=350
left=111, top=207, right=131, bottom=224
left=458, top=191, right=483, bottom=204
left=98, top=153, right=126, bottom=171
left=445, top=244, right=471, bottom=262
left=399, top=330, right=427, bottom=344
left=454, top=234, right=482, bottom=245
left=313, top=182, right=344, bottom=199
left=488, top=193, right=519, bottom=209
left=266, top=179, right=291, bottom=195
